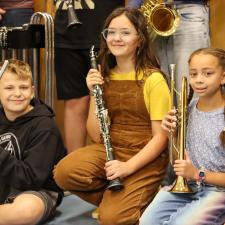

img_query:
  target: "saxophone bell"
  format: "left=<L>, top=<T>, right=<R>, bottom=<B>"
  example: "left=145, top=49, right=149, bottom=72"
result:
left=140, top=0, right=180, bottom=39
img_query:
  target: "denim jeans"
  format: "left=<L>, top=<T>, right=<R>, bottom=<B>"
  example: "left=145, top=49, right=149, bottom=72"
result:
left=140, top=184, right=225, bottom=225
left=0, top=8, right=33, bottom=27
left=155, top=4, right=210, bottom=92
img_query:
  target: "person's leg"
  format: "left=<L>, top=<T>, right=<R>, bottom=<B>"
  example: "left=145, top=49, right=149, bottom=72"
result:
left=98, top=153, right=168, bottom=225
left=0, top=193, right=44, bottom=225
left=55, top=48, right=90, bottom=153
left=154, top=36, right=172, bottom=79
left=139, top=188, right=193, bottom=225
left=64, top=95, right=89, bottom=152
left=167, top=187, right=225, bottom=225
left=0, top=190, right=58, bottom=225
left=54, top=144, right=107, bottom=205
left=172, top=3, right=210, bottom=92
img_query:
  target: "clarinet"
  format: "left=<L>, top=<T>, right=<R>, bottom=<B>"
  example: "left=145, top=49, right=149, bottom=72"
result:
left=89, top=46, right=123, bottom=191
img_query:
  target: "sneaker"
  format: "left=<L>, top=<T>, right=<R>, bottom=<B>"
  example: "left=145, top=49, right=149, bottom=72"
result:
left=63, top=190, right=72, bottom=197
left=91, top=207, right=99, bottom=219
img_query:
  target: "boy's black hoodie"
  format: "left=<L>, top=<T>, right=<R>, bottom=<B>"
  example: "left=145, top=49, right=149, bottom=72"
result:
left=0, top=98, right=66, bottom=204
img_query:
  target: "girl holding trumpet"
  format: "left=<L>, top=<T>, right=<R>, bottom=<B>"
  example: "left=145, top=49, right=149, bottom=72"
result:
left=140, top=47, right=225, bottom=225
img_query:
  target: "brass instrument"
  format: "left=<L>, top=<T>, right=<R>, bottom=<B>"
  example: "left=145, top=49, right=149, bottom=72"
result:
left=169, top=64, right=176, bottom=165
left=140, top=0, right=180, bottom=38
left=169, top=65, right=194, bottom=193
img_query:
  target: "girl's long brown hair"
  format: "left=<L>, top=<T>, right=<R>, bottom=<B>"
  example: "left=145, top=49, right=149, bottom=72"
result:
left=187, top=48, right=225, bottom=147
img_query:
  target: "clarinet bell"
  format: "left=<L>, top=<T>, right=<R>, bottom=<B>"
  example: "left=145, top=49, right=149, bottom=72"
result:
left=67, top=4, right=82, bottom=28
left=107, top=178, right=124, bottom=191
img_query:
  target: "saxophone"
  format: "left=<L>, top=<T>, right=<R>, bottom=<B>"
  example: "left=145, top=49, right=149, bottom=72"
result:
left=89, top=46, right=123, bottom=191
left=140, top=0, right=180, bottom=38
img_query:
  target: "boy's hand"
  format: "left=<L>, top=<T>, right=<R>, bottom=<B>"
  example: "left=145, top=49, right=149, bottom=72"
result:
left=0, top=8, right=6, bottom=20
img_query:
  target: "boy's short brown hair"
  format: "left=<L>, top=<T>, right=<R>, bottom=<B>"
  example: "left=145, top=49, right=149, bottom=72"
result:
left=0, top=59, right=33, bottom=83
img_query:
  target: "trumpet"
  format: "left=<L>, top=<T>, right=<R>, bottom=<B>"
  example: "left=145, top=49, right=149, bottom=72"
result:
left=169, top=64, right=194, bottom=193
left=140, top=0, right=180, bottom=38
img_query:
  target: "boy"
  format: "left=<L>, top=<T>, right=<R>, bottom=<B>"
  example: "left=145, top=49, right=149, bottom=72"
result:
left=0, top=59, right=66, bottom=225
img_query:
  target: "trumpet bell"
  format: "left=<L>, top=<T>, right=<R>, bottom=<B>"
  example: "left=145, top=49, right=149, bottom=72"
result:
left=170, top=176, right=195, bottom=193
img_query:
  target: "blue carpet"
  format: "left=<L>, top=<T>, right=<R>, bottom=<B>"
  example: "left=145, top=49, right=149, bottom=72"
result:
left=44, top=195, right=98, bottom=225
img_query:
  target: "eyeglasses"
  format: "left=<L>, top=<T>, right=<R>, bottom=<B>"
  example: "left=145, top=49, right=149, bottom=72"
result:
left=101, top=28, right=138, bottom=40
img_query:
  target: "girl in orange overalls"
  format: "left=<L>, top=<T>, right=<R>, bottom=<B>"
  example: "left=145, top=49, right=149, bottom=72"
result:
left=54, top=7, right=171, bottom=225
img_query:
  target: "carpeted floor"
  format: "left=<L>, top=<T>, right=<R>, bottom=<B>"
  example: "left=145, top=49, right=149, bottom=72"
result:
left=44, top=195, right=98, bottom=225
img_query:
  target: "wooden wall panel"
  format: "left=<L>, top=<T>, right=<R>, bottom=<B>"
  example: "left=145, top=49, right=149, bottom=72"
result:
left=34, top=1, right=45, bottom=13
left=209, top=0, right=225, bottom=49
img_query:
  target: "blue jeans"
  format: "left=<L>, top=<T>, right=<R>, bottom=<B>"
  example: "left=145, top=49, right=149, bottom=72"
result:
left=155, top=4, right=210, bottom=92
left=140, top=184, right=225, bottom=225
left=0, top=8, right=33, bottom=27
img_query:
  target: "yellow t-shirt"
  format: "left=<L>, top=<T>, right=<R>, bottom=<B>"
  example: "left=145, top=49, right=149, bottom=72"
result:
left=110, top=70, right=171, bottom=120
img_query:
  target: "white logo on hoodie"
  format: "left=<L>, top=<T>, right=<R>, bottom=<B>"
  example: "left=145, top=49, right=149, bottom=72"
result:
left=0, top=133, right=21, bottom=159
